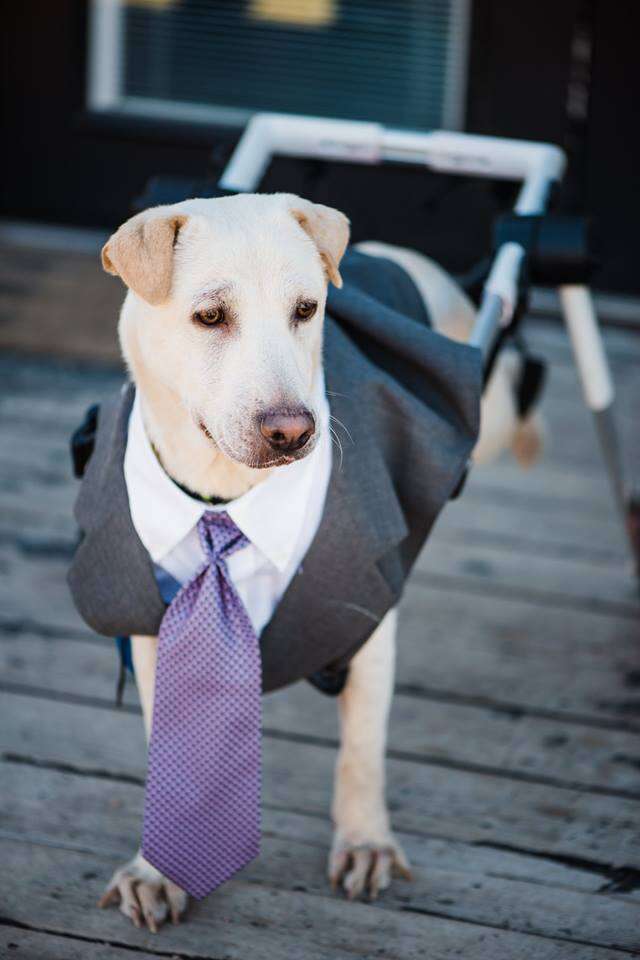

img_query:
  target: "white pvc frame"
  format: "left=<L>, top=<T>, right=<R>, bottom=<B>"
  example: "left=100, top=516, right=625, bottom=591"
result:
left=219, top=113, right=566, bottom=357
left=220, top=113, right=632, bottom=554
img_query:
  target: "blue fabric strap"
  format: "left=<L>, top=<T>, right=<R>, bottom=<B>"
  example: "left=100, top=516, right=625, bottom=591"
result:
left=116, top=566, right=182, bottom=680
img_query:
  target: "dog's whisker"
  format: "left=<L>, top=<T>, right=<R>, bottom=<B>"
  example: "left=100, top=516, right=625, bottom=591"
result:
left=328, top=424, right=344, bottom=470
left=329, top=414, right=354, bottom=445
left=328, top=423, right=342, bottom=458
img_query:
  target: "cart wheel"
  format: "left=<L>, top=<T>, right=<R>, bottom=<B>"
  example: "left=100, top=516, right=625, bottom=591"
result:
left=627, top=492, right=640, bottom=582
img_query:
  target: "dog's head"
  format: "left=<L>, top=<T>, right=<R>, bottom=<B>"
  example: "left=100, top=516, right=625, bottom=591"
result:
left=103, top=193, right=349, bottom=468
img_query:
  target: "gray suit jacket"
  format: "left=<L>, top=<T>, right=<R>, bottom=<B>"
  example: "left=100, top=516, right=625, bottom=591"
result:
left=68, top=250, right=481, bottom=693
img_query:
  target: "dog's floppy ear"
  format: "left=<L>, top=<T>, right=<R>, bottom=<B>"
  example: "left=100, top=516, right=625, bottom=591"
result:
left=101, top=209, right=188, bottom=306
left=289, top=199, right=350, bottom=288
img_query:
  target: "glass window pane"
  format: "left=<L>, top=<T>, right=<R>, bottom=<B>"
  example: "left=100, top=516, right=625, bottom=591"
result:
left=89, top=0, right=470, bottom=130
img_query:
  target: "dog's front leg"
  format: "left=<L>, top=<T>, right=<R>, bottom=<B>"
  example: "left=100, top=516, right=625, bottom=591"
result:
left=99, top=634, right=188, bottom=931
left=329, top=608, right=411, bottom=900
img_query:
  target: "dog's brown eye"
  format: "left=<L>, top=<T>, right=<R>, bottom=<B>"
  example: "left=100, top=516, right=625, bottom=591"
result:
left=294, top=300, right=317, bottom=322
left=193, top=307, right=225, bottom=327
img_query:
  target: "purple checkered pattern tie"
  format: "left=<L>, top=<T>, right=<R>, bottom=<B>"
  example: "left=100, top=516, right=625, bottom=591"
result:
left=141, top=511, right=262, bottom=899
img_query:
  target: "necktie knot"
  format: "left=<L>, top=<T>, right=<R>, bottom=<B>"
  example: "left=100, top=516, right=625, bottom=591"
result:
left=197, top=510, right=249, bottom=564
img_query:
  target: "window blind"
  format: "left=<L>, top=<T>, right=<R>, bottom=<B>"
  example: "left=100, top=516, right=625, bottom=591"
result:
left=89, top=0, right=470, bottom=131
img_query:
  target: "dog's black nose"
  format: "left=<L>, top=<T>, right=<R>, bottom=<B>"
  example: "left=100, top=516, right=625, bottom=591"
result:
left=260, top=410, right=315, bottom=453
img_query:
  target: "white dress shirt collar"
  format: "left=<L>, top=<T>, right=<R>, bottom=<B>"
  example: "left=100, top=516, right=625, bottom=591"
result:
left=124, top=375, right=331, bottom=575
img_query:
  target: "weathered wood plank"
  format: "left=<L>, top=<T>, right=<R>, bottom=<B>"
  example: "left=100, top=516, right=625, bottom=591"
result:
left=434, top=495, right=628, bottom=565
left=1, top=398, right=632, bottom=493
left=4, top=633, right=640, bottom=795
left=0, top=761, right=619, bottom=896
left=0, top=246, right=122, bottom=363
left=468, top=461, right=622, bottom=510
left=414, top=540, right=640, bottom=616
left=1, top=634, right=140, bottom=704
left=0, top=838, right=633, bottom=960
left=1, top=346, right=634, bottom=582
left=3, top=312, right=638, bottom=386
left=1, top=329, right=638, bottom=482
left=0, top=393, right=626, bottom=525
left=3, top=762, right=639, bottom=952
left=397, top=583, right=640, bottom=724
left=3, top=556, right=639, bottom=727
left=0, top=839, right=410, bottom=960
left=0, top=359, right=120, bottom=407
left=0, top=928, right=173, bottom=960
left=1, top=469, right=630, bottom=584
left=274, top=683, right=640, bottom=796
left=0, top=447, right=630, bottom=567
left=3, top=693, right=640, bottom=865
left=3, top=238, right=638, bottom=370
left=1, top=352, right=635, bottom=570
left=0, top=546, right=87, bottom=635
left=3, top=527, right=638, bottom=667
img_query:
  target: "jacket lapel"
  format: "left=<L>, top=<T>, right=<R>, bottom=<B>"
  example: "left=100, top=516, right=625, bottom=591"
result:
left=258, top=317, right=408, bottom=691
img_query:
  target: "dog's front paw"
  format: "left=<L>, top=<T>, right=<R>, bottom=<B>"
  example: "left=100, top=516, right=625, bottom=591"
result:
left=98, top=852, right=188, bottom=932
left=328, top=829, right=411, bottom=901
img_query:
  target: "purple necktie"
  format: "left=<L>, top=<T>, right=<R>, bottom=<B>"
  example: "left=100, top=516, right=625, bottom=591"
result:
left=142, top=511, right=262, bottom=899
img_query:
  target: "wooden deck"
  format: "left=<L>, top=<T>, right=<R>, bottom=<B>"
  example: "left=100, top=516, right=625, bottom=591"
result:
left=1, top=237, right=640, bottom=959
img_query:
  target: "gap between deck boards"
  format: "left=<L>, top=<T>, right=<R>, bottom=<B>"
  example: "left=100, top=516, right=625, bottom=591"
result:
left=4, top=692, right=640, bottom=868
left=3, top=677, right=640, bottom=801
left=4, top=761, right=639, bottom=898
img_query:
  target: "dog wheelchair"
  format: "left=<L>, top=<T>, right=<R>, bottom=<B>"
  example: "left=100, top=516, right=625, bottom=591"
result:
left=137, top=112, right=640, bottom=578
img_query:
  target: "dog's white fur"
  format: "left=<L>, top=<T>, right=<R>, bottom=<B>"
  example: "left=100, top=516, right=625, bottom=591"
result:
left=98, top=194, right=541, bottom=930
